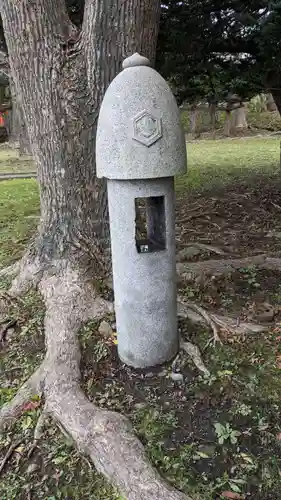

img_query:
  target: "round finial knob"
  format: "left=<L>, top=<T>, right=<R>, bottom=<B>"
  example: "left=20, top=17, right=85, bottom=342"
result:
left=122, top=53, right=151, bottom=69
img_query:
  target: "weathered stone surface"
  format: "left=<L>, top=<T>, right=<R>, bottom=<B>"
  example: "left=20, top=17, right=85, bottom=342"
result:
left=96, top=53, right=187, bottom=180
left=107, top=177, right=178, bottom=368
left=96, top=54, right=187, bottom=369
left=132, top=110, right=163, bottom=147
left=122, top=53, right=151, bottom=69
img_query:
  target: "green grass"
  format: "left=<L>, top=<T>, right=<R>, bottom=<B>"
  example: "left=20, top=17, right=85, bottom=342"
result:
left=0, top=179, right=39, bottom=266
left=177, top=137, right=280, bottom=191
left=0, top=147, right=34, bottom=173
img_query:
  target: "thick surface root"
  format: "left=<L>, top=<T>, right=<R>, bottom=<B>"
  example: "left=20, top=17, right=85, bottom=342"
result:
left=178, top=299, right=266, bottom=336
left=180, top=339, right=210, bottom=376
left=179, top=299, right=222, bottom=344
left=1, top=264, right=190, bottom=500
left=177, top=254, right=281, bottom=281
left=0, top=261, right=20, bottom=279
left=0, top=365, right=44, bottom=431
left=9, top=256, right=45, bottom=296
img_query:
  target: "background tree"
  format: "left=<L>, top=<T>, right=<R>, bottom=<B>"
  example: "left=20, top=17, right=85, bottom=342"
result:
left=157, top=0, right=281, bottom=110
left=0, top=1, right=191, bottom=498
left=0, top=18, right=31, bottom=152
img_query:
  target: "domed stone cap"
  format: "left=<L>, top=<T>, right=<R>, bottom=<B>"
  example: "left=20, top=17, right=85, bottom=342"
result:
left=122, top=53, right=151, bottom=69
left=96, top=53, right=187, bottom=180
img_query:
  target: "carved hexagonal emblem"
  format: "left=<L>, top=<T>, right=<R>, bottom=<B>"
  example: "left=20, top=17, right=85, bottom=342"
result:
left=132, top=110, right=162, bottom=147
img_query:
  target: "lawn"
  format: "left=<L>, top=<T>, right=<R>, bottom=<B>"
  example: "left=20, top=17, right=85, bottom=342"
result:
left=178, top=137, right=280, bottom=191
left=1, top=139, right=281, bottom=499
left=0, top=179, right=39, bottom=266
left=0, top=147, right=35, bottom=174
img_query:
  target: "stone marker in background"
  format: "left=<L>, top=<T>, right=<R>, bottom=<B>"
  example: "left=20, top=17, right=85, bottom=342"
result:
left=96, top=53, right=187, bottom=368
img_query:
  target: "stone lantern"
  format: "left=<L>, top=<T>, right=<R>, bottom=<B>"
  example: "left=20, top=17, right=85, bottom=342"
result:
left=96, top=53, right=187, bottom=368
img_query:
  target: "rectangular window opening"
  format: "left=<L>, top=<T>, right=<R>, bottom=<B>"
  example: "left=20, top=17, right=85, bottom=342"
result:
left=135, top=196, right=166, bottom=253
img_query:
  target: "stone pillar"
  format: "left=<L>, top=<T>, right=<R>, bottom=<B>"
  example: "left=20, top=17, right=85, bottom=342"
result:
left=96, top=53, right=187, bottom=369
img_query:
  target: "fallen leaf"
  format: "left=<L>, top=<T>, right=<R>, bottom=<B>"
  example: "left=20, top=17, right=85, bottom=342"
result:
left=276, top=355, right=281, bottom=369
left=276, top=433, right=281, bottom=441
left=22, top=401, right=40, bottom=412
left=221, top=492, right=244, bottom=499
left=14, top=444, right=25, bottom=454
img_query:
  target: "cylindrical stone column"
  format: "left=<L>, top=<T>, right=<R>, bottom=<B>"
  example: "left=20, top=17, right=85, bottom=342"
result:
left=96, top=53, right=187, bottom=368
left=108, top=177, right=177, bottom=368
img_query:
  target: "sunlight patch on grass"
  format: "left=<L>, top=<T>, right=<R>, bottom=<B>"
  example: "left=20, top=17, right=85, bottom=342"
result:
left=0, top=146, right=34, bottom=173
left=0, top=179, right=39, bottom=267
left=177, top=137, right=280, bottom=191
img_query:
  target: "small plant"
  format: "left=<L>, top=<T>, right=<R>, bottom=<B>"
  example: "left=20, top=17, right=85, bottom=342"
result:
left=199, top=370, right=233, bottom=387
left=213, top=472, right=246, bottom=495
left=239, top=266, right=260, bottom=288
left=183, top=285, right=197, bottom=299
left=232, top=403, right=252, bottom=417
left=221, top=294, right=233, bottom=308
left=93, top=340, right=108, bottom=362
left=135, top=408, right=178, bottom=441
left=199, top=373, right=218, bottom=386
left=214, top=422, right=241, bottom=445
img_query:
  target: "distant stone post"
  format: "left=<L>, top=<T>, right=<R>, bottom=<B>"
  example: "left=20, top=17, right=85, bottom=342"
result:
left=96, top=53, right=187, bottom=369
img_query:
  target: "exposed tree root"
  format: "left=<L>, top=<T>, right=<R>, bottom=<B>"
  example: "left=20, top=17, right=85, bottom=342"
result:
left=0, top=438, right=22, bottom=474
left=178, top=299, right=222, bottom=344
left=0, top=261, right=20, bottom=279
left=27, top=410, right=47, bottom=458
left=177, top=254, right=281, bottom=281
left=190, top=243, right=226, bottom=256
left=0, top=318, right=17, bottom=344
left=0, top=264, right=191, bottom=500
left=0, top=365, right=44, bottom=431
left=179, top=243, right=226, bottom=257
left=9, top=256, right=45, bottom=296
left=1, top=255, right=267, bottom=498
left=180, top=339, right=210, bottom=376
left=178, top=299, right=266, bottom=337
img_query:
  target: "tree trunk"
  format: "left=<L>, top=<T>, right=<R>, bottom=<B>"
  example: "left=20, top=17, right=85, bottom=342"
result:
left=271, top=88, right=281, bottom=116
left=6, top=76, right=31, bottom=153
left=190, top=106, right=198, bottom=136
left=208, top=102, right=217, bottom=132
left=223, top=110, right=231, bottom=136
left=230, top=106, right=248, bottom=132
left=1, top=0, right=161, bottom=270
left=266, top=80, right=281, bottom=169
left=266, top=93, right=277, bottom=112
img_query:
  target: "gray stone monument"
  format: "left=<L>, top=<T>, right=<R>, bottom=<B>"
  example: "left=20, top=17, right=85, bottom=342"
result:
left=96, top=53, right=187, bottom=369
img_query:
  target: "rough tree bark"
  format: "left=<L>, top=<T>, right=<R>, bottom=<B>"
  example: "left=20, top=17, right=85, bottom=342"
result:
left=224, top=94, right=248, bottom=136
left=5, top=76, right=31, bottom=154
left=189, top=104, right=198, bottom=136
left=0, top=1, right=192, bottom=499
left=223, top=109, right=231, bottom=136
left=208, top=101, right=217, bottom=133
left=270, top=88, right=281, bottom=116
left=231, top=105, right=248, bottom=131
left=266, top=93, right=277, bottom=112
